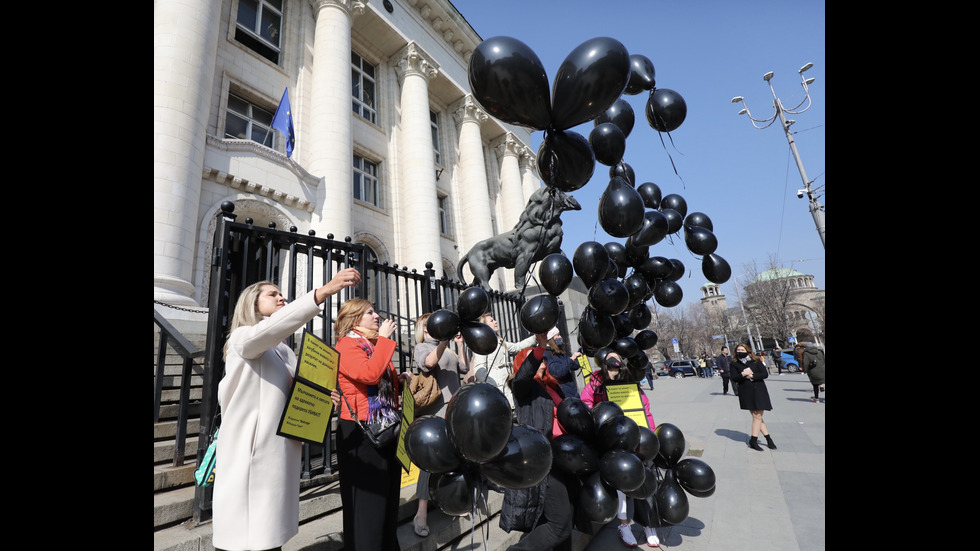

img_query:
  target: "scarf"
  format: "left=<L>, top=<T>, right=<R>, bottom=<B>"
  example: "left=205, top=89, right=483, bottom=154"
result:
left=348, top=330, right=399, bottom=425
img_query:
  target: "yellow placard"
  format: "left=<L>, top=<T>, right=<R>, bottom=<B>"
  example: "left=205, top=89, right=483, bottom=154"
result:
left=394, top=384, right=416, bottom=473
left=578, top=355, right=593, bottom=382
left=604, top=382, right=650, bottom=430
left=400, top=460, right=421, bottom=489
left=277, top=379, right=334, bottom=445
left=295, top=330, right=339, bottom=391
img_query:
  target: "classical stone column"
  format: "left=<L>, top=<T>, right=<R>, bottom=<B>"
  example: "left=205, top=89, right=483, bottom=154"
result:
left=452, top=95, right=495, bottom=254
left=394, top=42, right=443, bottom=276
left=307, top=0, right=365, bottom=240
left=153, top=0, right=222, bottom=306
left=495, top=132, right=526, bottom=232
left=520, top=145, right=543, bottom=206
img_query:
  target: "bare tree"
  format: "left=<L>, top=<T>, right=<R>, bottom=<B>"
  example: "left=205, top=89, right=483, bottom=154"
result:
left=740, top=256, right=795, bottom=347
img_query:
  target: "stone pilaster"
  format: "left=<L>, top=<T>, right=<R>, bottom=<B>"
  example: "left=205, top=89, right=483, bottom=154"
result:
left=452, top=95, right=495, bottom=255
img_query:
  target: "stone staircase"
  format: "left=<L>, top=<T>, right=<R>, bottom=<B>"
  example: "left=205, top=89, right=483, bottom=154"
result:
left=153, top=323, right=595, bottom=551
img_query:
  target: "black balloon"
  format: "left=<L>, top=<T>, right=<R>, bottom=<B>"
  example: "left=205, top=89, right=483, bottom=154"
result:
left=551, top=433, right=600, bottom=476
left=580, top=471, right=619, bottom=523
left=674, top=457, right=716, bottom=495
left=539, top=253, right=574, bottom=296
left=661, top=208, right=683, bottom=234
left=624, top=238, right=649, bottom=268
left=632, top=210, right=669, bottom=247
left=551, top=37, right=631, bottom=130
left=480, top=424, right=552, bottom=489
left=684, top=212, right=713, bottom=232
left=430, top=470, right=476, bottom=516
left=593, top=347, right=613, bottom=367
left=557, top=397, right=597, bottom=443
left=609, top=161, right=635, bottom=186
left=459, top=321, right=499, bottom=355
left=599, top=448, right=645, bottom=493
left=595, top=98, right=635, bottom=138
left=536, top=129, right=595, bottom=192
left=446, top=383, right=513, bottom=463
left=521, top=294, right=560, bottom=334
left=589, top=122, right=626, bottom=166
left=592, top=401, right=624, bottom=430
left=588, top=278, right=630, bottom=316
left=579, top=306, right=615, bottom=349
left=653, top=280, right=683, bottom=308
left=405, top=416, right=463, bottom=474
left=685, top=485, right=716, bottom=498
left=629, top=304, right=652, bottom=331
left=637, top=256, right=673, bottom=280
left=702, top=253, right=732, bottom=284
left=596, top=414, right=640, bottom=453
left=660, top=194, right=688, bottom=219
left=655, top=469, right=690, bottom=525
left=457, top=286, right=489, bottom=321
left=612, top=313, right=633, bottom=339
left=427, top=309, right=460, bottom=341
left=598, top=177, right=645, bottom=238
left=468, top=36, right=551, bottom=130
left=654, top=423, right=686, bottom=468
left=634, top=329, right=658, bottom=350
left=623, top=274, right=650, bottom=309
left=684, top=225, right=718, bottom=255
left=636, top=182, right=662, bottom=209
left=624, top=54, right=656, bottom=95
left=646, top=88, right=687, bottom=133
left=634, top=426, right=660, bottom=465
left=604, top=242, right=629, bottom=270
left=573, top=241, right=610, bottom=289
left=625, top=466, right=659, bottom=499
left=606, top=258, right=623, bottom=279
left=612, top=337, right=639, bottom=360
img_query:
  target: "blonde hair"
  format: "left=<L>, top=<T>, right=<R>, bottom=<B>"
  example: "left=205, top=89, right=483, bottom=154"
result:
left=479, top=312, right=494, bottom=324
left=415, top=313, right=432, bottom=344
left=223, top=280, right=277, bottom=359
left=334, top=298, right=373, bottom=338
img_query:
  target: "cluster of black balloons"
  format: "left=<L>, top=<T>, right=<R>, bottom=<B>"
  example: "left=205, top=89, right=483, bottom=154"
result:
left=404, top=382, right=716, bottom=526
left=426, top=287, right=500, bottom=355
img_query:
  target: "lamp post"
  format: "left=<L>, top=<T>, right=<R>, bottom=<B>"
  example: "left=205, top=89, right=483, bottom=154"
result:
left=732, top=63, right=825, bottom=248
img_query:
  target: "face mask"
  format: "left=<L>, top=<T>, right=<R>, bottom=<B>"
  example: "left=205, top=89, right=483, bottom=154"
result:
left=605, top=357, right=623, bottom=370
left=554, top=337, right=563, bottom=347
left=736, top=351, right=749, bottom=359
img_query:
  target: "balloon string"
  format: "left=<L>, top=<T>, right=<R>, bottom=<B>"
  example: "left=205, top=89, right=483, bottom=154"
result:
left=656, top=131, right=687, bottom=190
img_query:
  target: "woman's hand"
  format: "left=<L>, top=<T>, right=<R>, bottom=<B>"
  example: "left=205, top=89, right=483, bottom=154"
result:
left=330, top=388, right=341, bottom=408
left=741, top=367, right=753, bottom=378
left=316, top=267, right=361, bottom=304
left=379, top=318, right=397, bottom=339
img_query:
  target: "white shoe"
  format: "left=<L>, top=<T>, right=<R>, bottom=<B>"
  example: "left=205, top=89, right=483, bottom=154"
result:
left=617, top=523, right=638, bottom=547
left=643, top=526, right=660, bottom=547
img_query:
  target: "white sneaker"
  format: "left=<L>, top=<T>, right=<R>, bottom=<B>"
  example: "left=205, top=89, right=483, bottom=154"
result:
left=617, top=523, right=638, bottom=547
left=643, top=526, right=660, bottom=547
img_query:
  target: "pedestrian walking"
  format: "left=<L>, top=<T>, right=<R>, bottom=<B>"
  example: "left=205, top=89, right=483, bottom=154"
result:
left=716, top=346, right=737, bottom=396
left=773, top=346, right=784, bottom=375
left=729, top=343, right=776, bottom=451
left=798, top=343, right=826, bottom=403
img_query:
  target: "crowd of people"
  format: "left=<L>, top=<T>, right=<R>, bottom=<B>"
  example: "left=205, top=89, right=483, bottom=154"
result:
left=209, top=266, right=823, bottom=550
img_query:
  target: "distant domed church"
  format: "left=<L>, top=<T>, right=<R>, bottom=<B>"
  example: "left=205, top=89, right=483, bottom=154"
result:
left=699, top=267, right=824, bottom=346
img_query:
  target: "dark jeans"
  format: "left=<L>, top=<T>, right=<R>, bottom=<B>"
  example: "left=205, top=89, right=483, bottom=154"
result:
left=722, top=376, right=738, bottom=395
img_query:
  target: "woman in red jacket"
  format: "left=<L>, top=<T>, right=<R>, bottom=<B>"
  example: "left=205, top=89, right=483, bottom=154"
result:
left=334, top=298, right=411, bottom=551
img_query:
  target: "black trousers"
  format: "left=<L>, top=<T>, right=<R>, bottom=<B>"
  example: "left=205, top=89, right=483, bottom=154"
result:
left=337, top=419, right=402, bottom=551
left=812, top=384, right=821, bottom=400
left=722, top=376, right=737, bottom=395
left=508, top=471, right=575, bottom=551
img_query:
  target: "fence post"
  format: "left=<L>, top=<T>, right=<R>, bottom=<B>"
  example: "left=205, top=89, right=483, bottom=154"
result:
left=421, top=262, right=440, bottom=314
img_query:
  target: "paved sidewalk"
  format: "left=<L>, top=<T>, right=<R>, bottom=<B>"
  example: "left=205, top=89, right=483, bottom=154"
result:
left=582, top=372, right=825, bottom=551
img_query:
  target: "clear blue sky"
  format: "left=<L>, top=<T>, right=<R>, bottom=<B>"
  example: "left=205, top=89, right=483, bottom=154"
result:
left=449, top=0, right=826, bottom=309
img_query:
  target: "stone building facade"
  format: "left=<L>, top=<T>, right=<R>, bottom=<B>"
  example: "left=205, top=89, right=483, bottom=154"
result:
left=154, top=0, right=546, bottom=319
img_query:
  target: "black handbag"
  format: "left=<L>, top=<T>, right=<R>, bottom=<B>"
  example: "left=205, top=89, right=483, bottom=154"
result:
left=340, top=389, right=400, bottom=448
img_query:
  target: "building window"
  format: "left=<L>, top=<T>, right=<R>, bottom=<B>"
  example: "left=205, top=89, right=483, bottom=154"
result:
left=225, top=92, right=279, bottom=150
left=352, top=52, right=377, bottom=124
left=235, top=0, right=283, bottom=64
left=430, top=110, right=442, bottom=165
left=353, top=154, right=381, bottom=208
left=439, top=195, right=452, bottom=236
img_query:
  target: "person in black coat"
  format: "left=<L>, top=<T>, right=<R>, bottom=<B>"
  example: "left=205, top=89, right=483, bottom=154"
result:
left=716, top=346, right=737, bottom=396
left=728, top=343, right=776, bottom=451
left=499, top=333, right=584, bottom=551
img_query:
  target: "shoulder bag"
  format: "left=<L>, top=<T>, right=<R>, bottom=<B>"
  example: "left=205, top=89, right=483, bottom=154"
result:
left=194, top=412, right=220, bottom=487
left=339, top=388, right=400, bottom=448
left=410, top=368, right=441, bottom=409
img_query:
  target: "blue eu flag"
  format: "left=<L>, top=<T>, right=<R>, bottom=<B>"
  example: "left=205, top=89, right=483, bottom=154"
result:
left=272, top=88, right=295, bottom=158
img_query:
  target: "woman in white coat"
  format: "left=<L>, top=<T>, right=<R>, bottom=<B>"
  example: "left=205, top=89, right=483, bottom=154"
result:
left=213, top=268, right=360, bottom=551
left=469, top=312, right=536, bottom=409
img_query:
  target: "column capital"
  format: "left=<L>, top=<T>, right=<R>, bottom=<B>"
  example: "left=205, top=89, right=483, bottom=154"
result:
left=309, top=0, right=366, bottom=19
left=452, top=94, right=488, bottom=127
left=492, top=132, right=521, bottom=160
left=519, top=146, right=537, bottom=172
left=394, top=42, right=439, bottom=83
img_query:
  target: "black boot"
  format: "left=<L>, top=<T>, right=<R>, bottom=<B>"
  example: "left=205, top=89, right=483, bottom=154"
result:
left=748, top=436, right=763, bottom=451
left=764, top=434, right=776, bottom=449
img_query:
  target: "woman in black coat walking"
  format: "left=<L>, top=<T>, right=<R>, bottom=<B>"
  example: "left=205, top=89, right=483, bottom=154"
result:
left=728, top=343, right=776, bottom=451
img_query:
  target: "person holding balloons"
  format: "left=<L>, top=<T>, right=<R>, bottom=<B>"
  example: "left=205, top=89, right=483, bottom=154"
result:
left=543, top=326, right=582, bottom=399
left=729, top=343, right=776, bottom=451
left=410, top=312, right=472, bottom=538
left=580, top=351, right=661, bottom=548
left=470, top=312, right=536, bottom=410
left=499, top=333, right=582, bottom=551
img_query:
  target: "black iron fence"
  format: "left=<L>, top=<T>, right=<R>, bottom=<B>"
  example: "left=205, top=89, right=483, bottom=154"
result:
left=171, top=201, right=536, bottom=523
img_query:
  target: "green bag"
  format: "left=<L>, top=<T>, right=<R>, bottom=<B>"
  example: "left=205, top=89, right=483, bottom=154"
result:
left=194, top=427, right=219, bottom=487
